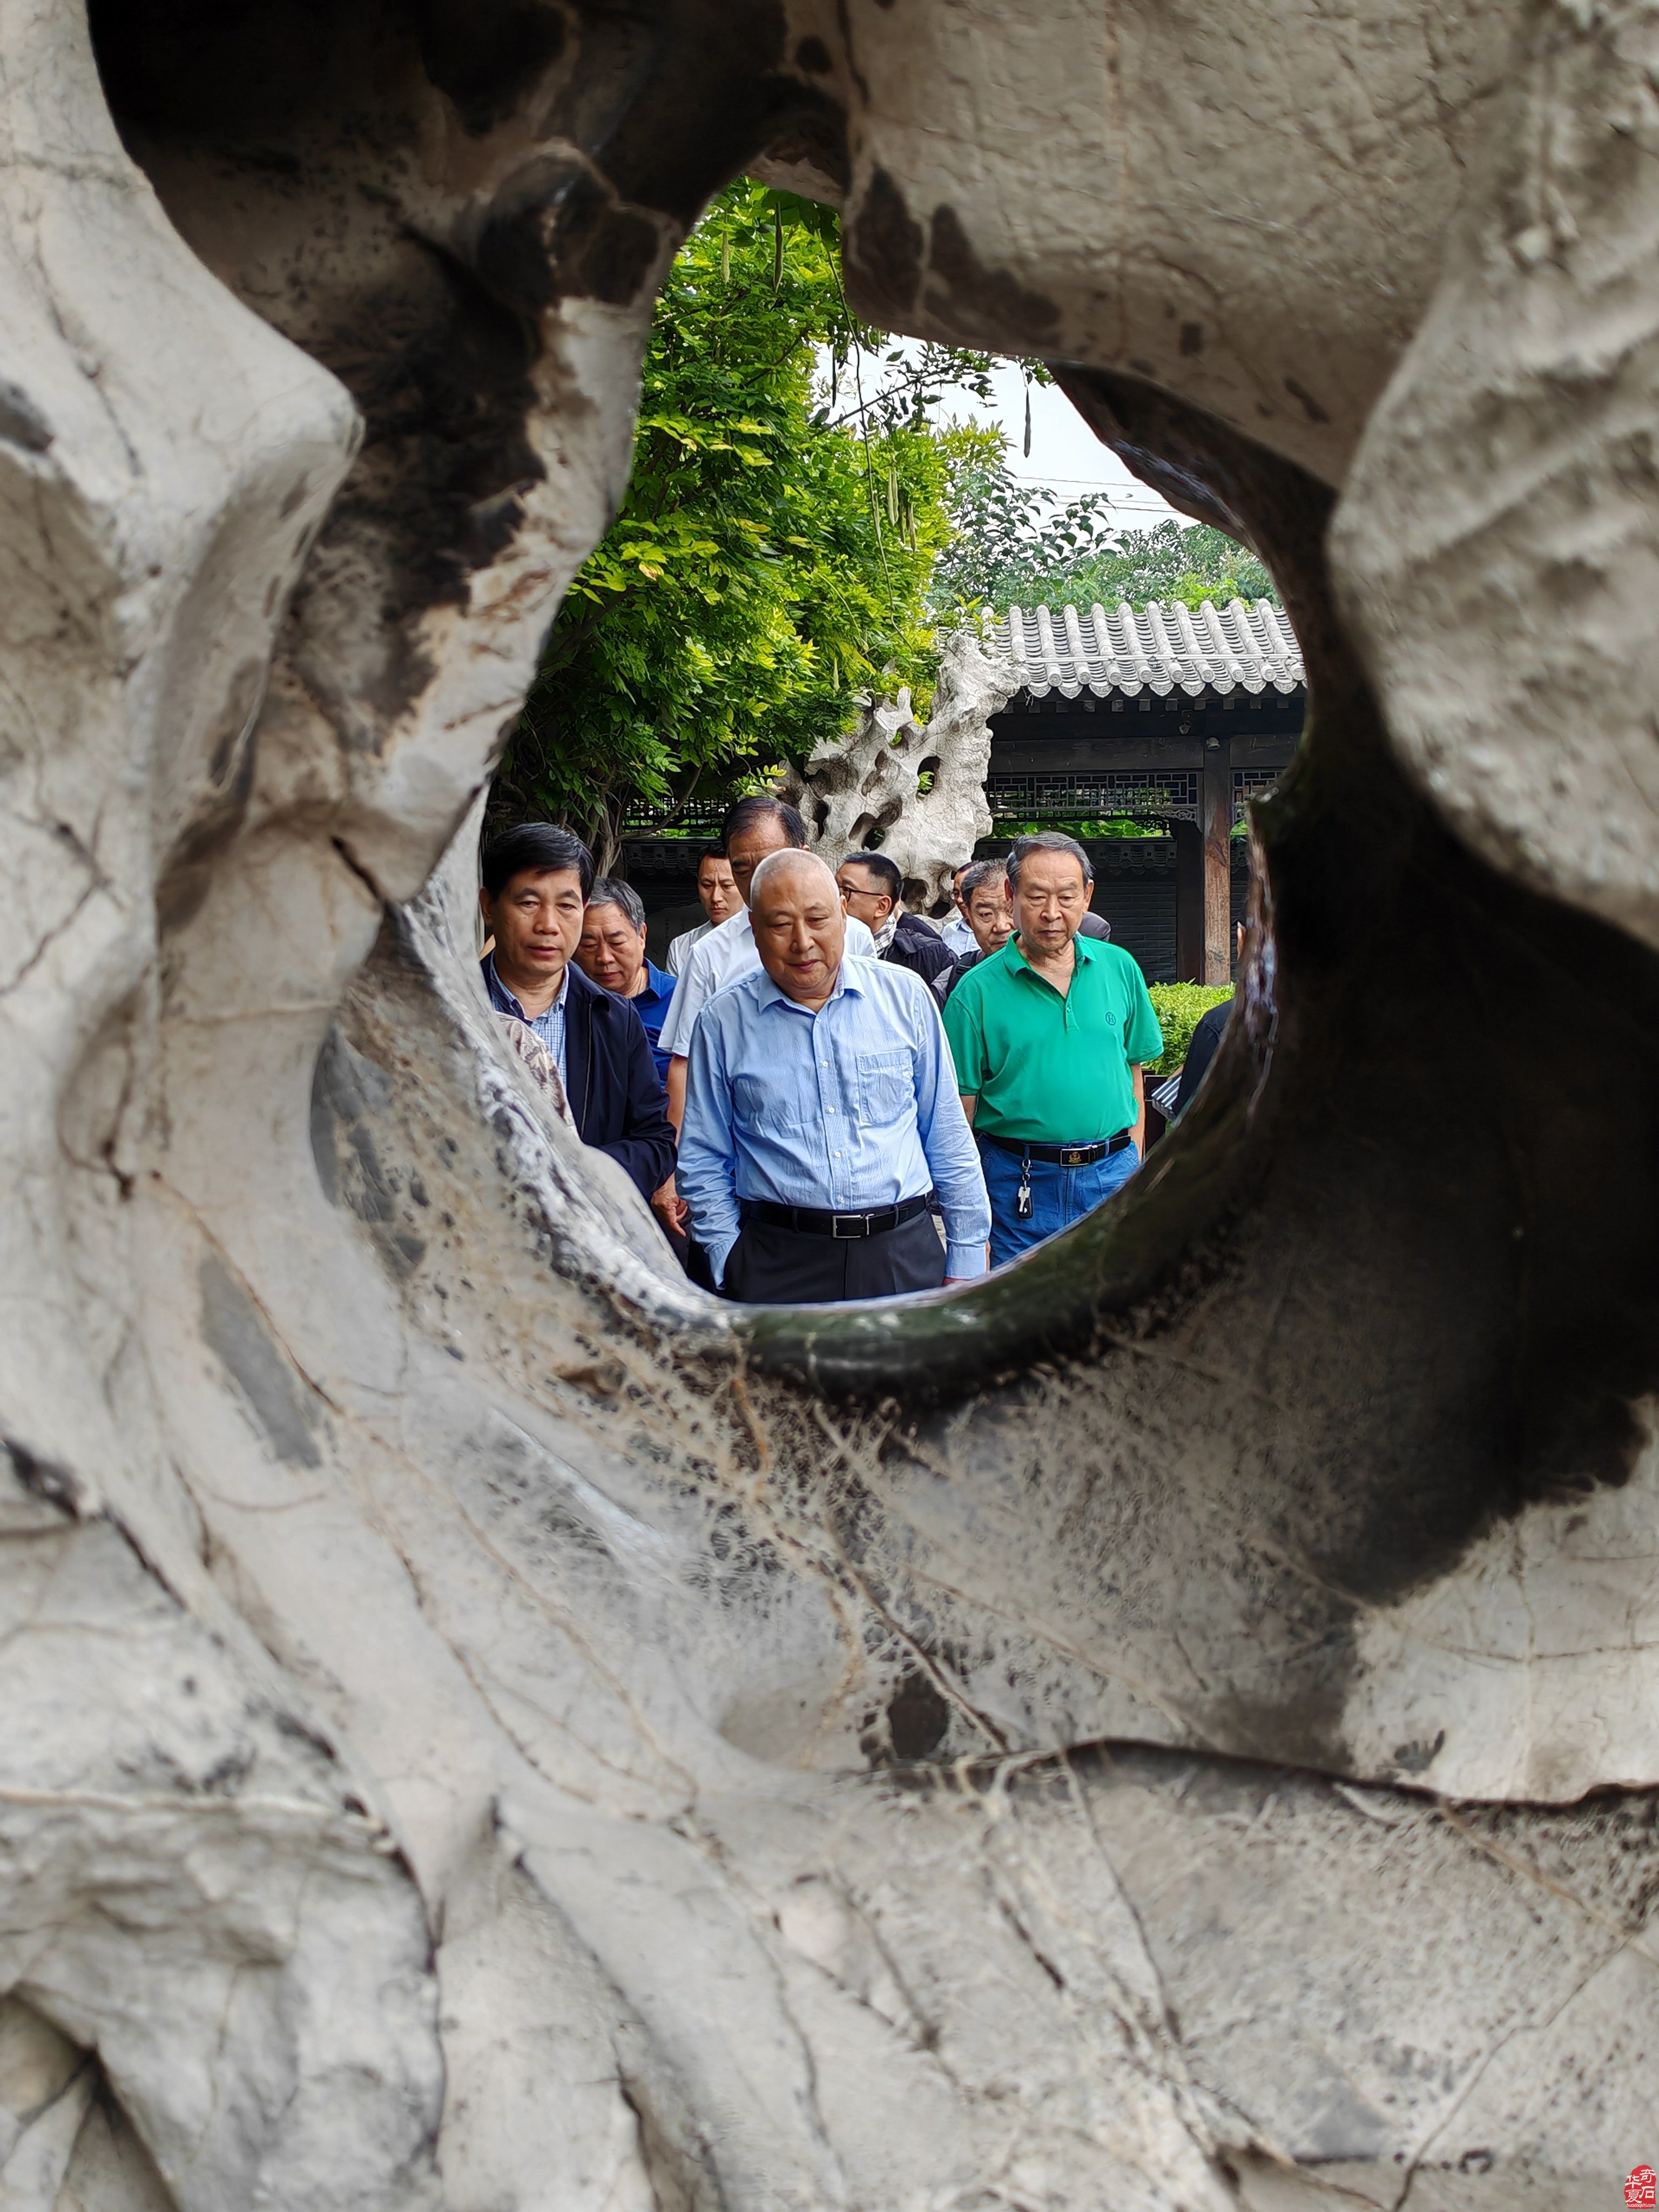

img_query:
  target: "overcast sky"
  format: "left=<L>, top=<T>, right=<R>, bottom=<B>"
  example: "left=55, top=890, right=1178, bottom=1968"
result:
left=951, top=358, right=1182, bottom=525
left=829, top=346, right=1183, bottom=528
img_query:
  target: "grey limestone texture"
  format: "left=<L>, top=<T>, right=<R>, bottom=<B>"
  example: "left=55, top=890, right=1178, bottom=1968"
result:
left=2, top=1, right=1658, bottom=2206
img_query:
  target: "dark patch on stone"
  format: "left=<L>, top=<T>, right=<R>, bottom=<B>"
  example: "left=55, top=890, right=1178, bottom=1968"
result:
left=794, top=34, right=832, bottom=72
left=848, top=167, right=923, bottom=319
left=756, top=100, right=851, bottom=198
left=89, top=0, right=348, bottom=136
left=312, top=1024, right=395, bottom=1210
left=3, top=1437, right=87, bottom=1517
left=0, top=380, right=53, bottom=454
left=1197, top=1622, right=1360, bottom=1778
left=205, top=656, right=267, bottom=787
left=833, top=0, right=869, bottom=104
left=1179, top=320, right=1203, bottom=356
left=922, top=203, right=1061, bottom=347
left=199, top=1252, right=322, bottom=1467
left=156, top=665, right=264, bottom=935
left=412, top=0, right=566, bottom=134
left=884, top=1668, right=950, bottom=1760
left=1393, top=1730, right=1446, bottom=1775
left=312, top=1011, right=439, bottom=1282
left=1283, top=374, right=1331, bottom=425
left=533, top=0, right=822, bottom=232
left=477, top=158, right=663, bottom=312
left=315, top=230, right=545, bottom=601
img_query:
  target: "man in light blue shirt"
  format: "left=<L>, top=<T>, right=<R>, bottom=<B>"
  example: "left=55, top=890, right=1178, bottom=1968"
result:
left=678, top=851, right=990, bottom=1303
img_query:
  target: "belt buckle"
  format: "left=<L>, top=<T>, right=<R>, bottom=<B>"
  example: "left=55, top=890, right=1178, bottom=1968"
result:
left=831, top=1212, right=866, bottom=1239
left=1061, top=1145, right=1089, bottom=1168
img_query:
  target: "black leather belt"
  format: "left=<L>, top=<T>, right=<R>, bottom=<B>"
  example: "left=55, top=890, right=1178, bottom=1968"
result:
left=979, top=1129, right=1132, bottom=1168
left=740, top=1195, right=931, bottom=1240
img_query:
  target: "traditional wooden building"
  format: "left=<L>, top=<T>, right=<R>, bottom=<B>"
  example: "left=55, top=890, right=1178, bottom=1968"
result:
left=625, top=599, right=1305, bottom=982
left=985, top=601, right=1303, bottom=983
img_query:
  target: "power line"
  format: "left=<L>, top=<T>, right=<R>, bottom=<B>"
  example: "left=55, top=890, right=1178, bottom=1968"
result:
left=1002, top=471, right=1177, bottom=498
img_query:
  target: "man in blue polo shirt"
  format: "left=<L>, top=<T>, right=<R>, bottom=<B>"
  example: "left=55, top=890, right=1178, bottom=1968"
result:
left=943, top=832, right=1162, bottom=1267
left=574, top=878, right=676, bottom=1082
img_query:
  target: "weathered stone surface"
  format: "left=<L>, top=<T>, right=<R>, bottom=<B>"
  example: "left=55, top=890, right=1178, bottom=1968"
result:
left=1332, top=0, right=1659, bottom=957
left=2, top=1, right=1658, bottom=2205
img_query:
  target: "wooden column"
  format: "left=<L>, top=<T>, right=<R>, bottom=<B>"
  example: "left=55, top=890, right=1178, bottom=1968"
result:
left=1200, top=743, right=1232, bottom=985
left=1172, top=820, right=1203, bottom=983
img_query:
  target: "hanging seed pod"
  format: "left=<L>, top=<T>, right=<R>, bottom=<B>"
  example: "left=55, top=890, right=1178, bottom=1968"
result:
left=773, top=206, right=784, bottom=289
left=1023, top=381, right=1033, bottom=457
left=886, top=459, right=899, bottom=527
left=721, top=225, right=730, bottom=282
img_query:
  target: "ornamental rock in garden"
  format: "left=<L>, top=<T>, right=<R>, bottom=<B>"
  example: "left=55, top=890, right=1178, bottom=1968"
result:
left=775, top=623, right=1016, bottom=913
left=2, top=2, right=1657, bottom=2208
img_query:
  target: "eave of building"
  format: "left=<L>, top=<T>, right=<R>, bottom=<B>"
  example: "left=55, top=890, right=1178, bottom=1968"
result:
left=988, top=599, right=1303, bottom=699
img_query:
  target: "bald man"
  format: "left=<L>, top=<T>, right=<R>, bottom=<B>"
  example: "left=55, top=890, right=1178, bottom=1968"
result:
left=677, top=851, right=990, bottom=1304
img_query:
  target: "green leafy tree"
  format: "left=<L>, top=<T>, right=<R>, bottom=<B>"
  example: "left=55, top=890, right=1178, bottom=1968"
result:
left=498, top=182, right=1003, bottom=868
left=932, top=454, right=1279, bottom=616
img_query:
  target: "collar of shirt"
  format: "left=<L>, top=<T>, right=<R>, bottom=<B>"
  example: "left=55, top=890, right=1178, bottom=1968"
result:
left=1006, top=930, right=1102, bottom=986
left=752, top=957, right=869, bottom=1016
left=871, top=909, right=900, bottom=956
left=484, top=953, right=569, bottom=1022
left=633, top=959, right=674, bottom=1004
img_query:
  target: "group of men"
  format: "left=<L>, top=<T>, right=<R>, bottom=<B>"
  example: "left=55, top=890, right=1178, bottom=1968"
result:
left=478, top=794, right=1164, bottom=1305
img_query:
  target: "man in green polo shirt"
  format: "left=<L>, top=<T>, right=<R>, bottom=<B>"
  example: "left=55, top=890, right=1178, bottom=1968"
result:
left=943, top=832, right=1163, bottom=1266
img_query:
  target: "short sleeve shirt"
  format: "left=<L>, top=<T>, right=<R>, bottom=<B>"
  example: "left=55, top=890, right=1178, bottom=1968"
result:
left=631, top=960, right=677, bottom=1082
left=942, top=932, right=1163, bottom=1144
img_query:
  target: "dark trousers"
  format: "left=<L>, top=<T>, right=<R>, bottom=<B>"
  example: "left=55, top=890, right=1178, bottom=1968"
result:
left=723, top=1209, right=946, bottom=1305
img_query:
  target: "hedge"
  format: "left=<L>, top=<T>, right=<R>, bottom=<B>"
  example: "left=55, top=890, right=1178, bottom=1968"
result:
left=1145, top=983, right=1233, bottom=1076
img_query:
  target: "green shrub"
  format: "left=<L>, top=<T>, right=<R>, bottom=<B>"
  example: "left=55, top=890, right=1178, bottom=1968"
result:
left=1145, top=982, right=1233, bottom=1076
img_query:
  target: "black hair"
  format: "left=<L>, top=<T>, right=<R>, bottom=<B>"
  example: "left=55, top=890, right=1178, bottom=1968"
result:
left=1007, top=831, right=1094, bottom=892
left=841, top=849, right=902, bottom=901
left=720, top=793, right=806, bottom=848
left=695, top=844, right=730, bottom=871
left=481, top=822, right=595, bottom=901
left=961, top=858, right=1009, bottom=902
left=585, top=876, right=646, bottom=932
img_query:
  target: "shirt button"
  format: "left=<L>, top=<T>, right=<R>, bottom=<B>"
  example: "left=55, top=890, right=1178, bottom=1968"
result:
left=826, top=1105, right=834, bottom=1113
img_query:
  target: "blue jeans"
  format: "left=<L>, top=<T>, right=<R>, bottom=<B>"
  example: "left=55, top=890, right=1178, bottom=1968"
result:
left=977, top=1135, right=1140, bottom=1267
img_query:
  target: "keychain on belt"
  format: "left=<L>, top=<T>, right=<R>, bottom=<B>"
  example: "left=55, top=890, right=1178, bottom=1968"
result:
left=1017, top=1148, right=1033, bottom=1220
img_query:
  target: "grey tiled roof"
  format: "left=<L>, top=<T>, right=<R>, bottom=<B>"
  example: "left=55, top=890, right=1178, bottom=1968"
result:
left=989, top=599, right=1302, bottom=699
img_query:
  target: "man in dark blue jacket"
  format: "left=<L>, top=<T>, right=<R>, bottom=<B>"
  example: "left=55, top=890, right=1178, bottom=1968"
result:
left=479, top=823, right=675, bottom=1204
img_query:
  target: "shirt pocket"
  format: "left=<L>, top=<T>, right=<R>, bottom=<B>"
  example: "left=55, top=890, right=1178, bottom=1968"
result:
left=855, top=1049, right=914, bottom=1128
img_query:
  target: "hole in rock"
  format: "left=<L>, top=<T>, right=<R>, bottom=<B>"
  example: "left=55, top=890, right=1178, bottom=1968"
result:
left=94, top=0, right=1659, bottom=1630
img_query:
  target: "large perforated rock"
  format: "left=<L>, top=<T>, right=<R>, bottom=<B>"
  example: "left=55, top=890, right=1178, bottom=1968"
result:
left=2, top=1, right=1655, bottom=2205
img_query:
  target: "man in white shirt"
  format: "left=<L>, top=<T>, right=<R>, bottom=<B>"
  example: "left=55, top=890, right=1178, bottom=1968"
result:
left=653, top=795, right=875, bottom=1241
left=938, top=859, right=978, bottom=956
left=664, top=847, right=741, bottom=975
